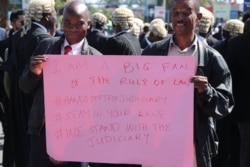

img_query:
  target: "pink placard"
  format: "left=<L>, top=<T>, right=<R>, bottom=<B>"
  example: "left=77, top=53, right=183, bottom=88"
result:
left=43, top=55, right=195, bottom=166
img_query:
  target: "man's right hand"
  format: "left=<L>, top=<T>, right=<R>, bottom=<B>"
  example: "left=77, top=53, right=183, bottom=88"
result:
left=30, top=55, right=48, bottom=76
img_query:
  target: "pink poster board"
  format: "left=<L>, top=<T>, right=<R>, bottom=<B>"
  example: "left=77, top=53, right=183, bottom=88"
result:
left=43, top=55, right=195, bottom=166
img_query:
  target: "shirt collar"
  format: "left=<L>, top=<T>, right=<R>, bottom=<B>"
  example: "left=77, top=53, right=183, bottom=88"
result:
left=169, top=34, right=198, bottom=53
left=145, top=37, right=151, bottom=45
left=62, top=38, right=85, bottom=55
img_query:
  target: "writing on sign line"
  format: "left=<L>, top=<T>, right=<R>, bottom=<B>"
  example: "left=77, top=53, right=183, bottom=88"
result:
left=43, top=55, right=195, bottom=166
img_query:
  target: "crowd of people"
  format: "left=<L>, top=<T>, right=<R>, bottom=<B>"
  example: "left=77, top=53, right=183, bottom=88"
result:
left=0, top=0, right=249, bottom=166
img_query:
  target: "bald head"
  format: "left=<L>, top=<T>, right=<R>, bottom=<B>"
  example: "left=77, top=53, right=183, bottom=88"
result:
left=62, top=1, right=91, bottom=45
left=63, top=1, right=89, bottom=19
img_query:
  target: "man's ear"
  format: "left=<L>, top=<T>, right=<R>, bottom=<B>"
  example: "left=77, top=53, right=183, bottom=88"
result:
left=197, top=13, right=202, bottom=21
left=87, top=20, right=91, bottom=29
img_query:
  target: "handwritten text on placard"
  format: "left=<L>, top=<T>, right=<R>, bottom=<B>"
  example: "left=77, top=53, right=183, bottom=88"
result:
left=43, top=55, right=195, bottom=166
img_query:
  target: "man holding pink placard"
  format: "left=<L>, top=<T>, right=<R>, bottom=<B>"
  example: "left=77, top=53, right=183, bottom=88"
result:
left=19, top=1, right=101, bottom=167
left=142, top=0, right=234, bottom=166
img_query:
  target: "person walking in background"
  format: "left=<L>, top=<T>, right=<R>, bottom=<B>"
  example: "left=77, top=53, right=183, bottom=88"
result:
left=0, top=9, right=25, bottom=101
left=212, top=19, right=244, bottom=167
left=4, top=0, right=57, bottom=166
left=8, top=9, right=25, bottom=37
left=226, top=15, right=250, bottom=167
left=101, top=7, right=141, bottom=55
left=139, top=22, right=150, bottom=46
left=140, top=21, right=168, bottom=49
left=213, top=19, right=244, bottom=59
left=0, top=9, right=25, bottom=167
left=142, top=0, right=234, bottom=166
left=0, top=27, right=6, bottom=41
left=89, top=7, right=141, bottom=167
left=132, top=17, right=144, bottom=39
left=242, top=10, right=250, bottom=23
left=19, top=1, right=101, bottom=166
left=212, top=23, right=223, bottom=41
left=0, top=25, right=6, bottom=41
left=86, top=12, right=108, bottom=53
left=243, top=18, right=250, bottom=33
left=196, top=7, right=218, bottom=46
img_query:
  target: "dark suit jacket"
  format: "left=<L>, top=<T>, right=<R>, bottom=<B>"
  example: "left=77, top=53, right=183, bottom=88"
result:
left=140, top=37, right=149, bottom=49
left=8, top=23, right=51, bottom=118
left=226, top=31, right=250, bottom=122
left=11, top=24, right=51, bottom=73
left=101, top=30, right=141, bottom=55
left=142, top=37, right=234, bottom=167
left=86, top=29, right=108, bottom=53
left=54, top=29, right=64, bottom=37
left=19, top=35, right=102, bottom=135
left=0, top=36, right=11, bottom=99
left=4, top=22, right=51, bottom=167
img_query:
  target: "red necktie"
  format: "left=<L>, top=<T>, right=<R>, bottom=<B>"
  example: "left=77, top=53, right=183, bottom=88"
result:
left=64, top=45, right=72, bottom=55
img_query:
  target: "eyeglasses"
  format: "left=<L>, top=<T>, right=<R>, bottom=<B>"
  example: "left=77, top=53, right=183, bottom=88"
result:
left=63, top=22, right=85, bottom=29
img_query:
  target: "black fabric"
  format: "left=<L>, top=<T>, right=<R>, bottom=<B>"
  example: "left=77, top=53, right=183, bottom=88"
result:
left=101, top=31, right=141, bottom=55
left=5, top=24, right=51, bottom=167
left=86, top=29, right=108, bottom=53
left=28, top=127, right=81, bottom=167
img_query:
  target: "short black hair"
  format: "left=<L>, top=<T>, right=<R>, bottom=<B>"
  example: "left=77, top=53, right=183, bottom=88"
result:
left=10, top=9, right=25, bottom=22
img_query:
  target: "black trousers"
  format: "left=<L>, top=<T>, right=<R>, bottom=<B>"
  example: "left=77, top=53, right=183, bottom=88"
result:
left=238, top=122, right=250, bottom=167
left=28, top=127, right=81, bottom=167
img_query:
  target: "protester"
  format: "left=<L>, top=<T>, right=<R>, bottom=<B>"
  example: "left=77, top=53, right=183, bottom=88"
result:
left=86, top=12, right=108, bottom=53
left=165, top=22, right=174, bottom=34
left=213, top=19, right=244, bottom=59
left=226, top=15, right=250, bottom=167
left=142, top=0, right=234, bottom=166
left=132, top=17, right=144, bottom=39
left=139, top=22, right=150, bottom=46
left=212, top=18, right=244, bottom=167
left=0, top=27, right=6, bottom=41
left=4, top=0, right=56, bottom=166
left=48, top=18, right=63, bottom=37
left=1, top=9, right=25, bottom=97
left=242, top=10, right=250, bottom=23
left=19, top=1, right=102, bottom=167
left=243, top=18, right=250, bottom=33
left=101, top=7, right=141, bottom=55
left=140, top=21, right=168, bottom=49
left=0, top=9, right=25, bottom=167
left=89, top=7, right=141, bottom=167
left=212, top=23, right=223, bottom=41
left=196, top=6, right=217, bottom=46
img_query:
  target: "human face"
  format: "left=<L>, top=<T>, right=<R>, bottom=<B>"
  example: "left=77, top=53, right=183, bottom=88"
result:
left=171, top=0, right=201, bottom=37
left=45, top=8, right=57, bottom=31
left=62, top=11, right=90, bottom=45
left=11, top=15, right=25, bottom=32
